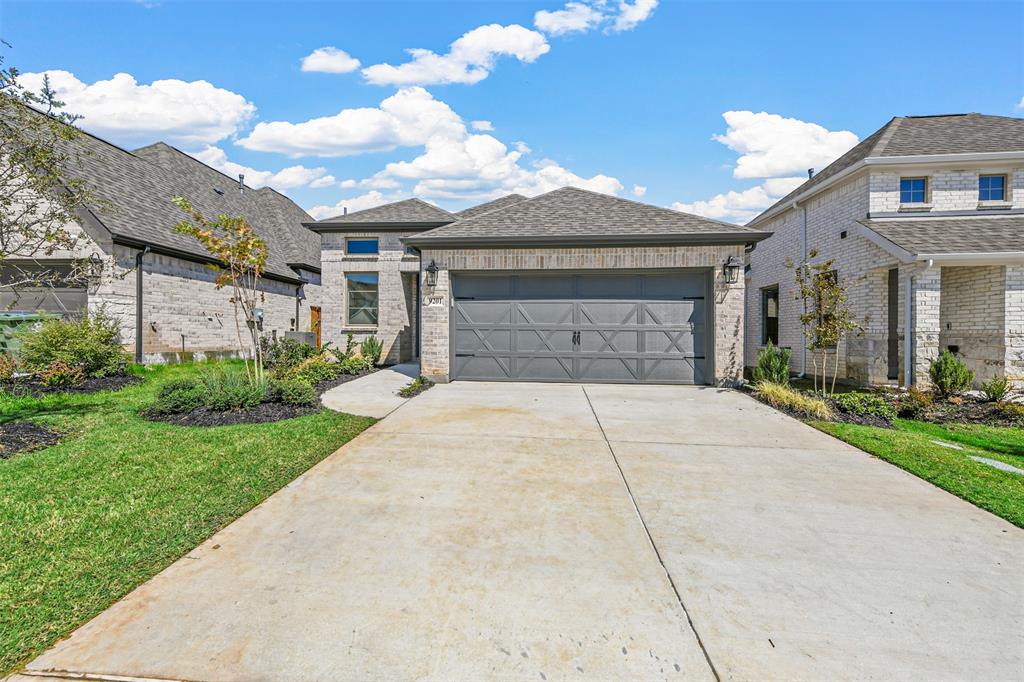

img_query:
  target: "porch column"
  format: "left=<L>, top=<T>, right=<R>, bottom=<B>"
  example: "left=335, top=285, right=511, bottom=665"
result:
left=1005, top=266, right=1024, bottom=385
left=899, top=263, right=941, bottom=387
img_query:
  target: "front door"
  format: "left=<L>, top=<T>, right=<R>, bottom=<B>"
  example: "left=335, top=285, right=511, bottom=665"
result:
left=310, top=306, right=322, bottom=348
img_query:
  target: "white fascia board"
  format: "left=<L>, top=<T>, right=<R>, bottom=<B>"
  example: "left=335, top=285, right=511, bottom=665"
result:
left=851, top=223, right=915, bottom=262
left=920, top=252, right=1024, bottom=266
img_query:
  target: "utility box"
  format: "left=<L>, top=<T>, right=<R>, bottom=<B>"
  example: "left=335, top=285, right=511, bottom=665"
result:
left=284, top=331, right=317, bottom=348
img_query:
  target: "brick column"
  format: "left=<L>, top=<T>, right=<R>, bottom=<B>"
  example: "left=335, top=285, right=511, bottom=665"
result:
left=899, top=263, right=941, bottom=387
left=713, top=246, right=745, bottom=386
left=1004, top=266, right=1024, bottom=385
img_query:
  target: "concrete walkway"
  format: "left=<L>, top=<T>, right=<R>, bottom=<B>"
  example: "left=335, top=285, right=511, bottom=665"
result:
left=16, top=384, right=1023, bottom=681
left=319, top=362, right=418, bottom=418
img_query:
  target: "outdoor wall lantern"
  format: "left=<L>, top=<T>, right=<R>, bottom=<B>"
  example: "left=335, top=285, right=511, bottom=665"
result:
left=723, top=255, right=742, bottom=284
left=425, top=259, right=439, bottom=287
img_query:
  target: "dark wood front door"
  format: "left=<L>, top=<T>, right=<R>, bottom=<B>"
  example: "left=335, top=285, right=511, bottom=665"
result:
left=310, top=306, right=322, bottom=348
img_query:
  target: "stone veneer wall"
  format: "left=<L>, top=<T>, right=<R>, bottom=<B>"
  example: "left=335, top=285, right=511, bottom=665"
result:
left=939, top=266, right=1006, bottom=382
left=417, top=245, right=745, bottom=385
left=320, top=231, right=420, bottom=364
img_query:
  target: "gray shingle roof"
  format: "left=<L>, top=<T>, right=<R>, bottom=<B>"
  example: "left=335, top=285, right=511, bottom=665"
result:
left=49, top=123, right=317, bottom=282
left=456, top=194, right=526, bottom=219
left=406, top=186, right=767, bottom=247
left=308, top=198, right=455, bottom=228
left=751, top=114, right=1024, bottom=226
left=859, top=215, right=1024, bottom=256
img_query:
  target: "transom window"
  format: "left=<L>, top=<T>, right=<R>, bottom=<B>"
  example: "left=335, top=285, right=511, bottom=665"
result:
left=979, top=174, right=1006, bottom=202
left=899, top=177, right=928, bottom=204
left=346, top=238, right=379, bottom=255
left=761, top=286, right=779, bottom=346
left=346, top=273, right=379, bottom=325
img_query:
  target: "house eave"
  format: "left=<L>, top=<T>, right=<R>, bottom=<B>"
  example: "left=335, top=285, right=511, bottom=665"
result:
left=404, top=231, right=771, bottom=249
left=303, top=221, right=452, bottom=233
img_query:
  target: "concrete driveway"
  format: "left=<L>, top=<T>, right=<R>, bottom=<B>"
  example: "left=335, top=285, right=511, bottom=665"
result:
left=16, top=383, right=1023, bottom=681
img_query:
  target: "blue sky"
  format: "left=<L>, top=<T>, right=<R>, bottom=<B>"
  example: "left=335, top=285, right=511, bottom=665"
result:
left=4, top=0, right=1022, bottom=222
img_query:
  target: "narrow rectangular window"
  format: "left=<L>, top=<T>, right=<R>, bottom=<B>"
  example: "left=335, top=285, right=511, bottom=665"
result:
left=899, top=177, right=927, bottom=204
left=979, top=174, right=1006, bottom=202
left=347, top=273, right=379, bottom=325
left=346, top=238, right=379, bottom=255
left=761, top=286, right=779, bottom=345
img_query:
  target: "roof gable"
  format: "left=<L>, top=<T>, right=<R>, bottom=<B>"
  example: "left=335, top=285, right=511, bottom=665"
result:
left=456, top=194, right=527, bottom=219
left=407, top=186, right=765, bottom=247
left=310, top=197, right=455, bottom=227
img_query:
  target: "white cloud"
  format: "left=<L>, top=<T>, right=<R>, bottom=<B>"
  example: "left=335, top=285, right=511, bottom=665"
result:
left=361, top=24, right=550, bottom=86
left=18, top=70, right=255, bottom=148
left=713, top=110, right=859, bottom=179
left=191, top=146, right=328, bottom=191
left=672, top=176, right=803, bottom=224
left=471, top=120, right=494, bottom=131
left=236, top=87, right=464, bottom=157
left=632, top=184, right=647, bottom=197
left=309, top=175, right=337, bottom=189
left=609, top=0, right=659, bottom=32
left=1016, top=96, right=1024, bottom=111
left=306, top=191, right=391, bottom=220
left=301, top=47, right=361, bottom=73
left=535, top=1, right=604, bottom=35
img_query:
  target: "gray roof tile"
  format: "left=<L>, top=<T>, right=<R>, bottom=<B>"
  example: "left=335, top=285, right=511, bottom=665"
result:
left=751, top=114, right=1024, bottom=226
left=408, top=186, right=766, bottom=246
left=50, top=124, right=317, bottom=281
left=310, top=198, right=455, bottom=226
left=859, top=215, right=1024, bottom=255
left=456, top=194, right=526, bottom=219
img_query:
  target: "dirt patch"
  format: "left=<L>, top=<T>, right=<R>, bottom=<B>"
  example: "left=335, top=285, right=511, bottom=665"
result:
left=1, top=373, right=143, bottom=397
left=145, top=401, right=321, bottom=427
left=0, top=421, right=61, bottom=458
left=907, top=399, right=1024, bottom=427
left=313, top=367, right=378, bottom=394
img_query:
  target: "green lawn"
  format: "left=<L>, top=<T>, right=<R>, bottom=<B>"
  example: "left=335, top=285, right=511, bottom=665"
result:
left=0, top=362, right=375, bottom=674
left=815, top=418, right=1024, bottom=528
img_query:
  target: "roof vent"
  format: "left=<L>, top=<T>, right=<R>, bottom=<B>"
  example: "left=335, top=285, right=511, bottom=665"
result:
left=213, top=187, right=224, bottom=196
left=238, top=174, right=245, bottom=194
left=807, top=168, right=815, bottom=179
left=343, top=207, right=348, bottom=216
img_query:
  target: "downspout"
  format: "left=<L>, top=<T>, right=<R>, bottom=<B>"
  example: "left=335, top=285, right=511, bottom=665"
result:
left=416, top=249, right=423, bottom=360
left=904, top=272, right=913, bottom=388
left=295, top=284, right=301, bottom=331
left=134, top=246, right=150, bottom=364
left=794, top=199, right=809, bottom=377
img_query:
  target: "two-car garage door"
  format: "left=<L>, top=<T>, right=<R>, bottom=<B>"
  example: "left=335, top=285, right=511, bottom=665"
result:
left=451, top=271, right=710, bottom=384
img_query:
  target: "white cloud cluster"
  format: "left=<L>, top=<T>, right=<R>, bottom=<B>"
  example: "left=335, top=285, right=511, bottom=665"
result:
left=301, top=47, right=361, bottom=73
left=362, top=24, right=550, bottom=86
left=307, top=191, right=392, bottom=220
left=673, top=111, right=859, bottom=224
left=632, top=184, right=647, bottom=197
left=18, top=70, right=255, bottom=148
left=534, top=0, right=659, bottom=36
left=237, top=87, right=464, bottom=157
left=471, top=120, right=494, bottom=131
left=1016, top=96, right=1024, bottom=111
left=191, top=146, right=329, bottom=191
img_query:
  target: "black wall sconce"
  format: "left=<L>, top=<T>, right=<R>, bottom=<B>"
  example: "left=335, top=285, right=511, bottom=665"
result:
left=723, top=255, right=742, bottom=284
left=425, top=259, right=439, bottom=287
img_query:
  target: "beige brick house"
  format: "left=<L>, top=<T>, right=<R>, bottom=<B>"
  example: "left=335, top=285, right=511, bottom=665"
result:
left=311, top=187, right=768, bottom=385
left=2, top=121, right=322, bottom=362
left=745, top=113, right=1024, bottom=387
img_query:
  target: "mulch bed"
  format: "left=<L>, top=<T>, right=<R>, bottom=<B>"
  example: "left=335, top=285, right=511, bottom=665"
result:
left=0, top=421, right=61, bottom=458
left=909, top=399, right=1024, bottom=428
left=145, top=401, right=321, bottom=427
left=1, top=374, right=143, bottom=397
left=143, top=367, right=381, bottom=427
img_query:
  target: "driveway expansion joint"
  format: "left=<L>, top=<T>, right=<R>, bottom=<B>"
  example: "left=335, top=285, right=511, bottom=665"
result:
left=580, top=385, right=721, bottom=682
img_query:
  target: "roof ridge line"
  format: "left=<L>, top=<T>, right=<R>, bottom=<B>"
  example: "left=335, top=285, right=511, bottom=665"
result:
left=871, top=116, right=903, bottom=157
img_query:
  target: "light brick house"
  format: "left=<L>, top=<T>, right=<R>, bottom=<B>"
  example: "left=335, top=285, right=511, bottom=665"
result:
left=2, top=122, right=322, bottom=362
left=311, top=187, right=768, bottom=385
left=745, top=113, right=1024, bottom=387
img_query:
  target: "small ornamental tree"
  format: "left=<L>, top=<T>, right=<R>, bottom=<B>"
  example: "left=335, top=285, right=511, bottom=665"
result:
left=788, top=250, right=862, bottom=395
left=172, top=197, right=268, bottom=382
left=0, top=54, right=104, bottom=297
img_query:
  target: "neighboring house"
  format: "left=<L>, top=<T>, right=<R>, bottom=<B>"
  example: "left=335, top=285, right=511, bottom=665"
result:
left=309, top=187, right=768, bottom=385
left=2, top=121, right=321, bottom=362
left=745, top=113, right=1024, bottom=387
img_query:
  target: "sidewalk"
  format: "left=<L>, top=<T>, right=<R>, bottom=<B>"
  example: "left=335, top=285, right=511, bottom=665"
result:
left=320, top=362, right=419, bottom=417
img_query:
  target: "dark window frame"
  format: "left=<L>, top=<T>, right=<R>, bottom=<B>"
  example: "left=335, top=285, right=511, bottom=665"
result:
left=346, top=272, right=379, bottom=326
left=346, top=238, right=379, bottom=255
left=899, top=177, right=928, bottom=204
left=761, top=285, right=779, bottom=346
left=979, top=174, right=1007, bottom=202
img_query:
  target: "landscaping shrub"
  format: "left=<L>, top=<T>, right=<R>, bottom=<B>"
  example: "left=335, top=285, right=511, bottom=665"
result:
left=202, top=371, right=267, bottom=412
left=832, top=392, right=898, bottom=422
left=261, top=337, right=318, bottom=373
left=752, top=341, right=791, bottom=385
left=980, top=376, right=1011, bottom=403
left=38, top=360, right=84, bottom=388
left=339, top=354, right=370, bottom=375
left=398, top=375, right=433, bottom=398
left=267, top=378, right=318, bottom=406
left=153, top=377, right=206, bottom=414
left=994, top=401, right=1024, bottom=423
left=929, top=350, right=974, bottom=397
left=360, top=336, right=383, bottom=365
left=17, top=310, right=125, bottom=377
left=0, top=352, right=16, bottom=382
left=289, top=355, right=342, bottom=386
left=898, top=386, right=934, bottom=418
left=756, top=381, right=834, bottom=420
